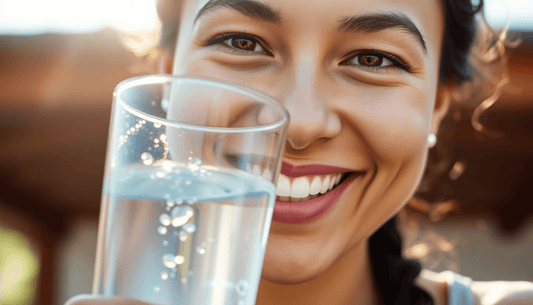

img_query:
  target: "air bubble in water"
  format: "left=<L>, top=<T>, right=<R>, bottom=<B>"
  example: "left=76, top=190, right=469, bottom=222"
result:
left=154, top=286, right=161, bottom=292
left=183, top=223, right=196, bottom=233
left=196, top=243, right=206, bottom=255
left=156, top=171, right=166, bottom=178
left=235, top=279, right=249, bottom=296
left=154, top=123, right=161, bottom=128
left=188, top=158, right=202, bottom=171
left=176, top=198, right=184, bottom=205
left=166, top=199, right=175, bottom=207
left=181, top=278, right=187, bottom=284
left=174, top=255, right=185, bottom=265
left=159, top=214, right=171, bottom=226
left=163, top=240, right=169, bottom=246
left=178, top=230, right=188, bottom=242
left=171, top=206, right=194, bottom=227
left=161, top=271, right=169, bottom=280
left=157, top=226, right=168, bottom=235
left=163, top=254, right=177, bottom=268
left=184, top=180, right=192, bottom=185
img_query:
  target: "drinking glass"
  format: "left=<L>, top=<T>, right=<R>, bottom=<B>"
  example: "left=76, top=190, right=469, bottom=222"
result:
left=93, top=75, right=289, bottom=305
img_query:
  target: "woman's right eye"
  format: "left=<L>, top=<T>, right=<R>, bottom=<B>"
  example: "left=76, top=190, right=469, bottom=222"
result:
left=204, top=33, right=272, bottom=55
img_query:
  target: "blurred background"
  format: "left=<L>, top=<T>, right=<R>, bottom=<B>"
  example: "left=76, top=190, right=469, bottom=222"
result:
left=0, top=0, right=532, bottom=304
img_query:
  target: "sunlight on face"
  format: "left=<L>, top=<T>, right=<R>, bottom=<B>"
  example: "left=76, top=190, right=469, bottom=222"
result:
left=172, top=0, right=449, bottom=283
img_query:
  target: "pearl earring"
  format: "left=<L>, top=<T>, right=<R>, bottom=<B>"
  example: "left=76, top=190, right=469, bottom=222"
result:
left=428, top=133, right=437, bottom=148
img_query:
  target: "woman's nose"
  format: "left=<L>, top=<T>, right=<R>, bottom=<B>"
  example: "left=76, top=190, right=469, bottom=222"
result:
left=281, top=66, right=341, bottom=150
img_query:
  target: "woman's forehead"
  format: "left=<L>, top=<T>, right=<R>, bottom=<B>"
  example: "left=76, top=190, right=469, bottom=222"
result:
left=182, top=0, right=444, bottom=49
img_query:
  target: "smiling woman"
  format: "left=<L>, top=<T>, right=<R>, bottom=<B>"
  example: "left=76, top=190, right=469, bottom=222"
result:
left=66, top=0, right=533, bottom=305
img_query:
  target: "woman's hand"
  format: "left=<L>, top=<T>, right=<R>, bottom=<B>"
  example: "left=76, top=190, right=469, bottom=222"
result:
left=65, top=295, right=155, bottom=305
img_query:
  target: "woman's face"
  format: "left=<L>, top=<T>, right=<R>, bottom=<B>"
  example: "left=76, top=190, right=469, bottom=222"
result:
left=172, top=0, right=450, bottom=284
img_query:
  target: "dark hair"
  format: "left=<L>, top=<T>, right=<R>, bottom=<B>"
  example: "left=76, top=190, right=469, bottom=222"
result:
left=156, top=1, right=484, bottom=304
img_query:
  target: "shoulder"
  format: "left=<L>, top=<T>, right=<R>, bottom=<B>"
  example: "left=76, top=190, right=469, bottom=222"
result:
left=470, top=279, right=533, bottom=305
left=416, top=269, right=533, bottom=305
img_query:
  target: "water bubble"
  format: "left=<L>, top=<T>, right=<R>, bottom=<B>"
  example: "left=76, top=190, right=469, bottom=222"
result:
left=174, top=255, right=185, bottom=265
left=163, top=161, right=173, bottom=172
left=163, top=254, right=177, bottom=268
left=154, top=123, right=161, bottom=128
left=171, top=206, right=194, bottom=227
left=160, top=134, right=167, bottom=141
left=159, top=214, right=171, bottom=226
left=156, top=171, right=166, bottom=178
left=188, top=158, right=202, bottom=171
left=157, top=226, right=168, bottom=235
left=130, top=127, right=135, bottom=132
left=141, top=152, right=154, bottom=165
left=196, top=243, right=206, bottom=255
left=154, top=286, right=161, bottom=292
left=235, top=279, right=249, bottom=296
left=176, top=198, right=184, bottom=205
left=183, top=223, right=196, bottom=233
left=166, top=199, right=175, bottom=207
left=154, top=139, right=160, bottom=144
left=184, top=180, right=192, bottom=185
left=161, top=271, right=169, bottom=280
left=178, top=230, right=188, bottom=242
left=181, top=278, right=187, bottom=284
left=163, top=240, right=169, bottom=246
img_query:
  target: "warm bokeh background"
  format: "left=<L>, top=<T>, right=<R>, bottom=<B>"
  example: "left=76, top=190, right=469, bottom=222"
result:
left=0, top=1, right=532, bottom=304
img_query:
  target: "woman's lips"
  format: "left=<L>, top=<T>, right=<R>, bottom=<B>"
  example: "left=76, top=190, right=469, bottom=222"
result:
left=272, top=162, right=363, bottom=224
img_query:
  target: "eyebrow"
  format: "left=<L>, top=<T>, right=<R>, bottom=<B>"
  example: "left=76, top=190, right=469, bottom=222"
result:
left=195, top=0, right=282, bottom=24
left=339, top=13, right=427, bottom=53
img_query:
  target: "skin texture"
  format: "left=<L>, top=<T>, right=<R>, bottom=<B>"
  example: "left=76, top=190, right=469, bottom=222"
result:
left=68, top=0, right=457, bottom=304
left=170, top=0, right=449, bottom=304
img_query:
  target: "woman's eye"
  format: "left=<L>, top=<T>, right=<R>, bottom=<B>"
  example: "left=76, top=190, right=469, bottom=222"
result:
left=346, top=54, right=393, bottom=68
left=223, top=36, right=267, bottom=54
left=341, top=50, right=411, bottom=72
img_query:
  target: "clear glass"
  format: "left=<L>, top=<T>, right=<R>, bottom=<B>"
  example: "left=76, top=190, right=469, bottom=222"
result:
left=93, top=75, right=289, bottom=305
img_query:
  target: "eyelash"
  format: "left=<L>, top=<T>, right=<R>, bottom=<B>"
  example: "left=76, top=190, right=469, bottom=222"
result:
left=340, top=49, right=412, bottom=72
left=203, top=32, right=411, bottom=72
left=202, top=31, right=273, bottom=55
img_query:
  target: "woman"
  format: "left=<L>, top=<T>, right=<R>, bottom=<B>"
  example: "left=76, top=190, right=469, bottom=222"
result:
left=68, top=0, right=533, bottom=304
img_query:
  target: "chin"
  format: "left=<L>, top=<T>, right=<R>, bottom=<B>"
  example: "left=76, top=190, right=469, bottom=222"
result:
left=259, top=240, right=333, bottom=284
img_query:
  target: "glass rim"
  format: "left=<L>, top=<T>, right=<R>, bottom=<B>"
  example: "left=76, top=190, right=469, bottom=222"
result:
left=114, top=74, right=290, bottom=134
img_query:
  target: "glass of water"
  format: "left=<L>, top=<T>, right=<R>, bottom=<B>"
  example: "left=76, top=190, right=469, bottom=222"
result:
left=93, top=75, right=289, bottom=305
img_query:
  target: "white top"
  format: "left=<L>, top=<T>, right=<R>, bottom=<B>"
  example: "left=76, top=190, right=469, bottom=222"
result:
left=440, top=271, right=474, bottom=305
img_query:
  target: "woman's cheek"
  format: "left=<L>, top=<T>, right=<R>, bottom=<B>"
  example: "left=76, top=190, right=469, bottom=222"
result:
left=179, top=59, right=279, bottom=96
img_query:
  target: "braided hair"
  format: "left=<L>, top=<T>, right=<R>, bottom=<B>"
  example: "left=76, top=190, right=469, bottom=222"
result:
left=156, top=1, right=484, bottom=304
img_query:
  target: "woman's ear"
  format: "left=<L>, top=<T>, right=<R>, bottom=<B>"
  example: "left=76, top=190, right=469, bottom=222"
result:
left=431, top=83, right=454, bottom=135
left=158, top=48, right=174, bottom=74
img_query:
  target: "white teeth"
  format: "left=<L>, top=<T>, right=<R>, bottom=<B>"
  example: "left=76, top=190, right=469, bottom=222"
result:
left=262, top=169, right=272, bottom=181
left=328, top=176, right=335, bottom=190
left=275, top=173, right=348, bottom=200
left=276, top=174, right=291, bottom=196
left=309, top=176, right=321, bottom=195
left=336, top=173, right=342, bottom=184
left=290, top=177, right=310, bottom=198
left=320, top=176, right=330, bottom=194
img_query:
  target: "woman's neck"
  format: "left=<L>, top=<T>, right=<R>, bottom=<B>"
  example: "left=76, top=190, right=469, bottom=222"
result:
left=255, top=241, right=383, bottom=305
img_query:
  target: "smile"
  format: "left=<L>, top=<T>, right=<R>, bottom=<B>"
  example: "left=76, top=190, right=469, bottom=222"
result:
left=272, top=162, right=363, bottom=224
